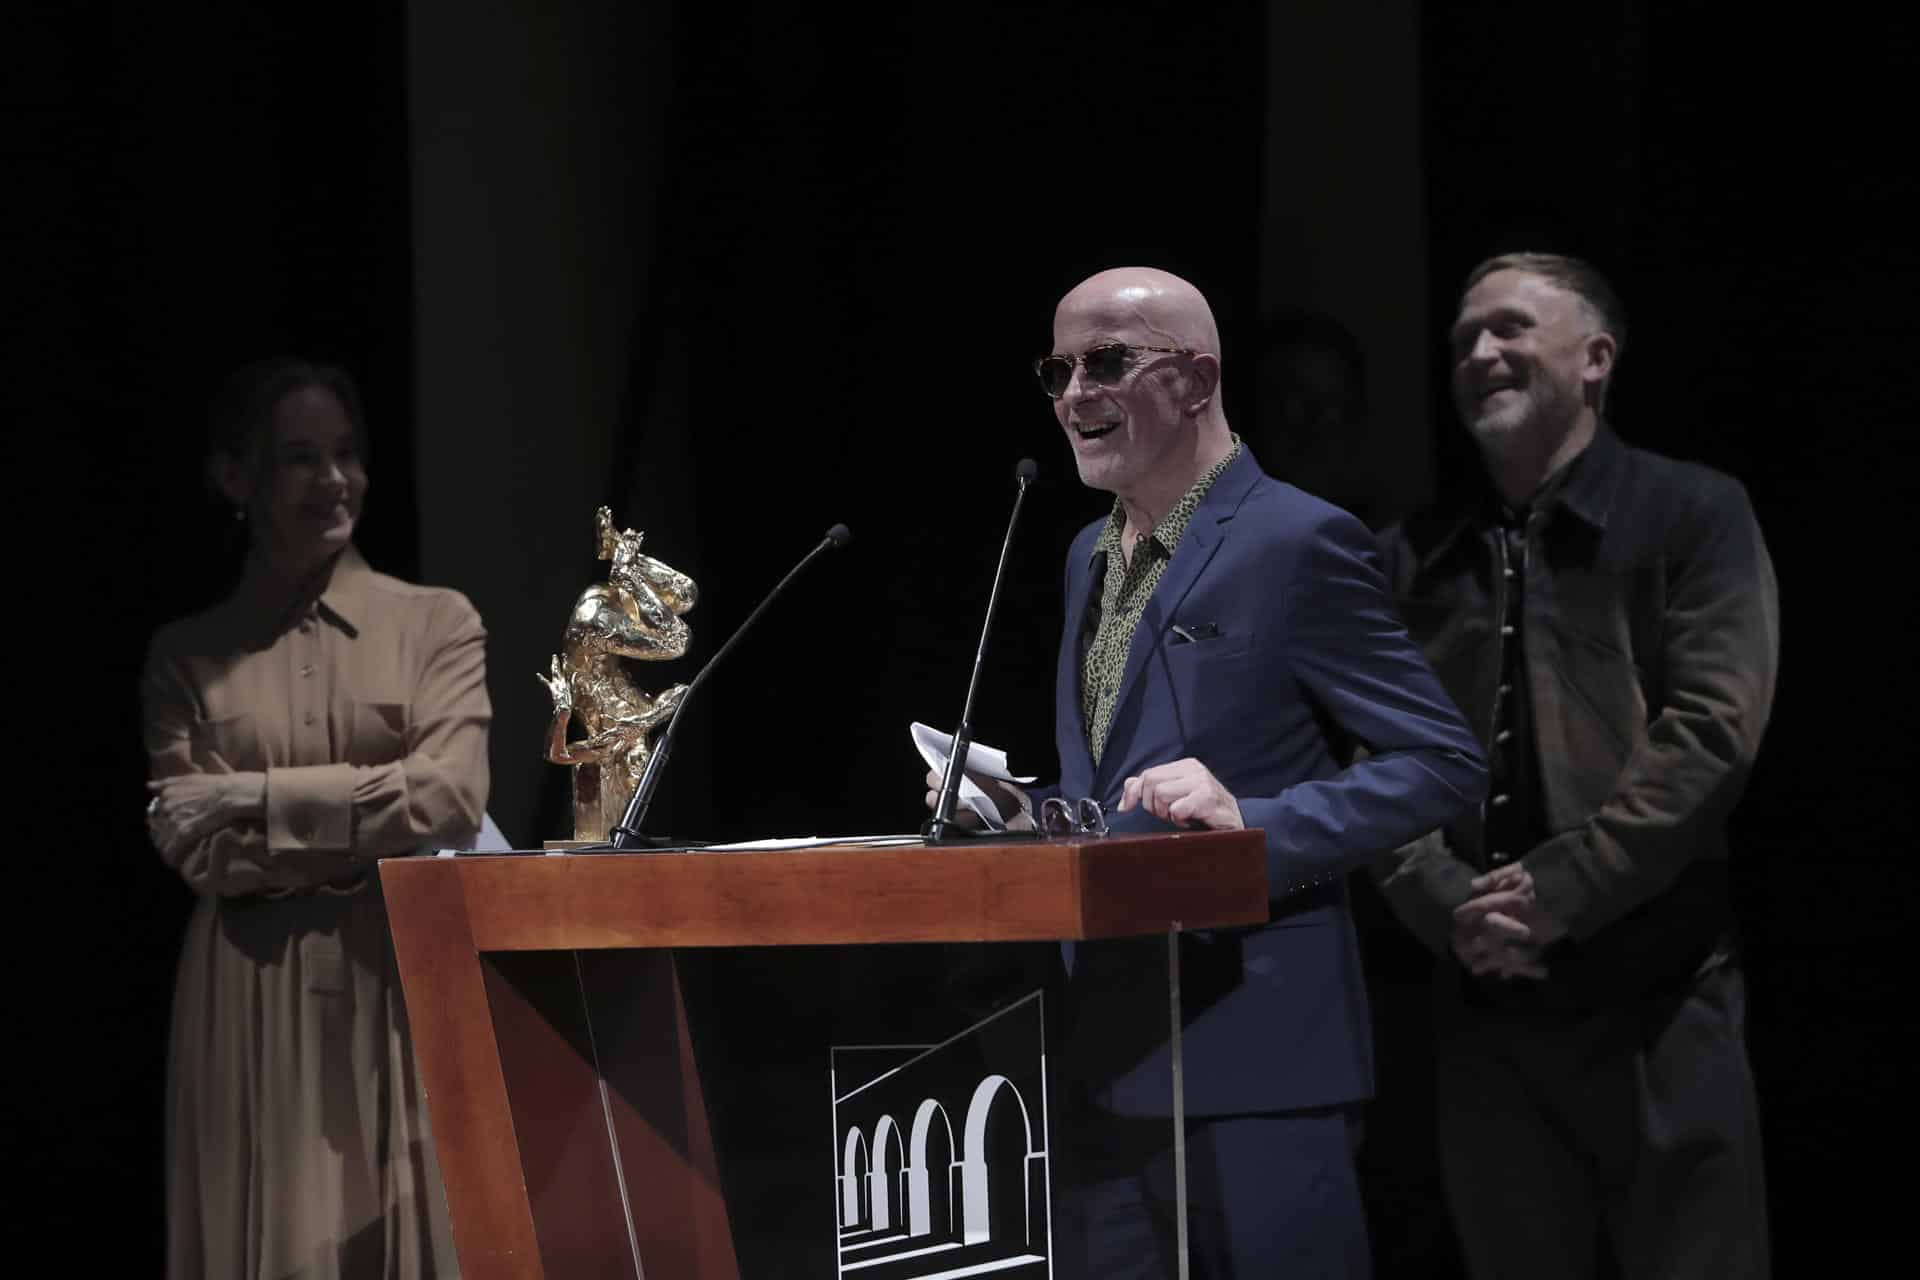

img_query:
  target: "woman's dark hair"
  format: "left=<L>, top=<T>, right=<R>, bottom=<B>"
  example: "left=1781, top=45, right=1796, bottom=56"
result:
left=207, top=357, right=369, bottom=464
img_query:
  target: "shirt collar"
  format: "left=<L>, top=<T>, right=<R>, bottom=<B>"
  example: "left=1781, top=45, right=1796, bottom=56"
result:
left=1088, top=436, right=1243, bottom=567
left=1546, top=422, right=1624, bottom=532
left=1417, top=424, right=1626, bottom=570
left=229, top=544, right=370, bottom=642
left=315, top=545, right=371, bottom=636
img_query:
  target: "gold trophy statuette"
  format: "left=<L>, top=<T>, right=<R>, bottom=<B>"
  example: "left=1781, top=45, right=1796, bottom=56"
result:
left=537, top=507, right=697, bottom=843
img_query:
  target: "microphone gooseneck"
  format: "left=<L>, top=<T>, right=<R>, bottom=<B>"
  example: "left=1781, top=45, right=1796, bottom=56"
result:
left=608, top=523, right=851, bottom=849
left=924, top=459, right=1037, bottom=846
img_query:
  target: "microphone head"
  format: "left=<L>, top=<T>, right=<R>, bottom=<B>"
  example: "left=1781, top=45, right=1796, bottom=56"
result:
left=824, top=523, right=852, bottom=549
left=1015, top=457, right=1038, bottom=483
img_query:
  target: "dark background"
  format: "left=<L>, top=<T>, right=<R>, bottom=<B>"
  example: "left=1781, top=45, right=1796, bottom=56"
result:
left=11, top=1, right=1913, bottom=1273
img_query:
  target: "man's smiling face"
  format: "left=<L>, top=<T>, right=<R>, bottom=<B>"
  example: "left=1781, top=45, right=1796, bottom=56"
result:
left=1450, top=268, right=1604, bottom=446
left=1051, top=288, right=1197, bottom=501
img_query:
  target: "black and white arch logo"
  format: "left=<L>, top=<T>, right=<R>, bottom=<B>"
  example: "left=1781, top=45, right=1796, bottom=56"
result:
left=831, top=992, right=1051, bottom=1278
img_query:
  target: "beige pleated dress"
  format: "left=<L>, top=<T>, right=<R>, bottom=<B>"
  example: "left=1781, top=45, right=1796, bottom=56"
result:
left=142, top=547, right=490, bottom=1280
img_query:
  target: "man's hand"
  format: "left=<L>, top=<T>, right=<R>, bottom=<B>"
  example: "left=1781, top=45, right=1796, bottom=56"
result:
left=923, top=769, right=1035, bottom=832
left=1450, top=920, right=1550, bottom=980
left=1455, top=861, right=1569, bottom=944
left=1117, top=758, right=1243, bottom=830
left=1452, top=862, right=1568, bottom=978
left=147, top=772, right=266, bottom=860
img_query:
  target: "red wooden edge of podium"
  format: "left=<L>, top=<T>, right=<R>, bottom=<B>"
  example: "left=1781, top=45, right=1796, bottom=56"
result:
left=380, top=830, right=1268, bottom=1280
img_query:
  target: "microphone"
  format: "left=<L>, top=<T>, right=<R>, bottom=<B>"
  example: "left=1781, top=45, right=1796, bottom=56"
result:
left=608, top=522, right=852, bottom=849
left=924, top=459, right=1037, bottom=846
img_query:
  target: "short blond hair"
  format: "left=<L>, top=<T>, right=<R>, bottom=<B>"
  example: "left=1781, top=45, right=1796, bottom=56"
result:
left=1463, top=252, right=1626, bottom=353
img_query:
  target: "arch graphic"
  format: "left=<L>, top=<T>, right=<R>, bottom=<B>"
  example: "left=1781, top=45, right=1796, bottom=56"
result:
left=868, top=1114, right=906, bottom=1231
left=831, top=990, right=1052, bottom=1270
left=959, top=1074, right=1035, bottom=1245
left=839, top=1125, right=870, bottom=1229
left=905, top=1098, right=957, bottom=1238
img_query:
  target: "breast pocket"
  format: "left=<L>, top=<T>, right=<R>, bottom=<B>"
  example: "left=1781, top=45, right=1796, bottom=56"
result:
left=189, top=713, right=259, bottom=771
left=348, top=698, right=409, bottom=763
left=1160, top=632, right=1263, bottom=755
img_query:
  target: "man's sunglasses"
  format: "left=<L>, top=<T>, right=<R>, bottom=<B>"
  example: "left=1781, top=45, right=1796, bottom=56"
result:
left=1033, top=343, right=1194, bottom=399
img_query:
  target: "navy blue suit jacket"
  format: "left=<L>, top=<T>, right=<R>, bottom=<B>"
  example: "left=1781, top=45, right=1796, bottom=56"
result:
left=1054, top=449, right=1485, bottom=1115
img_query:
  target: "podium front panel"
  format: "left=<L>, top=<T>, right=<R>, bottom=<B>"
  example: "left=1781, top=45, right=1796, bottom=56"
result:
left=381, top=835, right=1268, bottom=1279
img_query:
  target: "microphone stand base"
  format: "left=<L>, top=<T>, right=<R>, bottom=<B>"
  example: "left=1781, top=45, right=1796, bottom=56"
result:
left=920, top=819, right=1044, bottom=846
left=601, top=828, right=697, bottom=851
left=920, top=816, right=966, bottom=846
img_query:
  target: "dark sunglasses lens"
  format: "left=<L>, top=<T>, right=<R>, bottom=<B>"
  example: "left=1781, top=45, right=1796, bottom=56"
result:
left=1084, top=345, right=1131, bottom=383
left=1037, top=357, right=1073, bottom=397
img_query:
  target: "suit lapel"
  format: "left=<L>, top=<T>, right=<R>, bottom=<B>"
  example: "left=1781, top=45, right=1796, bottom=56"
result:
left=1091, top=450, right=1261, bottom=791
left=1056, top=535, right=1100, bottom=789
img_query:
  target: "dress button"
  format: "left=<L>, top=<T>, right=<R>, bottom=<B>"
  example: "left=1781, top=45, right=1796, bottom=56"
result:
left=1500, top=624, right=1516, bottom=636
left=1491, top=851, right=1510, bottom=864
left=1498, top=683, right=1512, bottom=696
left=304, top=712, right=316, bottom=726
left=299, top=664, right=315, bottom=678
left=1490, top=793, right=1509, bottom=806
left=1495, top=729, right=1513, bottom=743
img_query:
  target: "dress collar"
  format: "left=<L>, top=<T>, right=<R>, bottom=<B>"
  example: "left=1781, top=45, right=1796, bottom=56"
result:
left=229, top=544, right=371, bottom=643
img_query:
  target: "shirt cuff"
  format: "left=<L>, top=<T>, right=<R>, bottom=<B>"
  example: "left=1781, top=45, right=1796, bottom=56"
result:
left=266, top=763, right=356, bottom=851
left=1386, top=853, right=1480, bottom=954
left=1524, top=828, right=1600, bottom=939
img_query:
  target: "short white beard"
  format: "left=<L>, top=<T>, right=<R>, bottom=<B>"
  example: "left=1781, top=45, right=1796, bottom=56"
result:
left=1464, top=397, right=1535, bottom=444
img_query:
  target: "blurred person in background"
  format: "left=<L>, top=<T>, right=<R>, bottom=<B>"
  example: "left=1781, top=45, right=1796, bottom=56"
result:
left=143, top=358, right=490, bottom=1278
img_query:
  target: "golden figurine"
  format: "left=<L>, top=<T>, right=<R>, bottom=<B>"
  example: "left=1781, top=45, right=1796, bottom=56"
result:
left=538, top=507, right=697, bottom=842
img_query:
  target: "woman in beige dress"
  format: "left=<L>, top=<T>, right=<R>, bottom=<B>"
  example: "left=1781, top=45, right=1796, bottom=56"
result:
left=143, top=359, right=490, bottom=1278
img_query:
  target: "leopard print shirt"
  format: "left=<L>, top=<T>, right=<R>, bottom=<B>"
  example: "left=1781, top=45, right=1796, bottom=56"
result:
left=1081, top=439, right=1242, bottom=764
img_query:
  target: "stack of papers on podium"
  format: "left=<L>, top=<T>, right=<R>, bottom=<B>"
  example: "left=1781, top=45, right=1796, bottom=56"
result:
left=700, top=834, right=923, bottom=852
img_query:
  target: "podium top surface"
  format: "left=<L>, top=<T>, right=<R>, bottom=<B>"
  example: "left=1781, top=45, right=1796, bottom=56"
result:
left=379, top=829, right=1269, bottom=951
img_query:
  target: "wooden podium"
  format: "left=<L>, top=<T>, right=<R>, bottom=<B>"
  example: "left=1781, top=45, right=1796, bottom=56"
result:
left=380, top=831, right=1268, bottom=1279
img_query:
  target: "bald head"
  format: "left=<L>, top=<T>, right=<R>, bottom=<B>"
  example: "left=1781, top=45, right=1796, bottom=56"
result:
left=1049, top=266, right=1233, bottom=524
left=1055, top=267, right=1221, bottom=357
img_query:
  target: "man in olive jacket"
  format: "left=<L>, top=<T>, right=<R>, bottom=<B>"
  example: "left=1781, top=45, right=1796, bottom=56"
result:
left=1376, top=252, right=1778, bottom=1278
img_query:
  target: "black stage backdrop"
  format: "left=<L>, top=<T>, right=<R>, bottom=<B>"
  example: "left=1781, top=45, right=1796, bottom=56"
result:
left=12, top=2, right=1913, bottom=1273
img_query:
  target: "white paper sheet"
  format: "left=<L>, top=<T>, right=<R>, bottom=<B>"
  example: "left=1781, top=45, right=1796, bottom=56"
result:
left=698, top=834, right=923, bottom=852
left=910, top=721, right=1037, bottom=831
